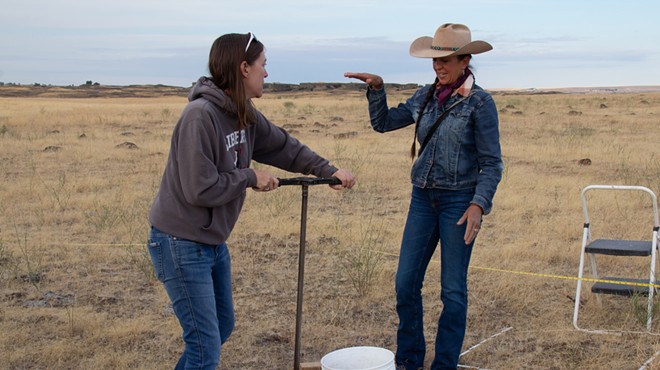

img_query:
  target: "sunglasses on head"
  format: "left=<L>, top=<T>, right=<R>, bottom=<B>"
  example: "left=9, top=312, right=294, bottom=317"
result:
left=245, top=32, right=255, bottom=53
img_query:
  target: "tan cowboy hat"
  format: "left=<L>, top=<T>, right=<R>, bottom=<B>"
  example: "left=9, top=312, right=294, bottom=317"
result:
left=409, top=23, right=492, bottom=58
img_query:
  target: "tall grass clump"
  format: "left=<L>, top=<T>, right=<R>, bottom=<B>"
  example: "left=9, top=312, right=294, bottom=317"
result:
left=630, top=292, right=660, bottom=328
left=0, top=229, right=11, bottom=282
left=338, top=214, right=387, bottom=298
left=11, top=224, right=44, bottom=291
left=283, top=101, right=295, bottom=112
left=43, top=171, right=73, bottom=211
left=124, top=244, right=156, bottom=284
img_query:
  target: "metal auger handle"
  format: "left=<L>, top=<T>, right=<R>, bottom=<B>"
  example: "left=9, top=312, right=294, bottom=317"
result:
left=280, top=176, right=341, bottom=370
left=277, top=176, right=342, bottom=186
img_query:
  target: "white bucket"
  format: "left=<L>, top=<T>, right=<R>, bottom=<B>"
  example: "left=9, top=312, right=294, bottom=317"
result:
left=320, top=346, right=395, bottom=370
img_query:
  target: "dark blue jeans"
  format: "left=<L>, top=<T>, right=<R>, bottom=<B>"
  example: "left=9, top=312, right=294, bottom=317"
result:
left=395, top=187, right=475, bottom=370
left=148, top=226, right=234, bottom=370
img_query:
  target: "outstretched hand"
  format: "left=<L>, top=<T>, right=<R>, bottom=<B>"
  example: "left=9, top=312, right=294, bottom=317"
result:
left=344, top=72, right=384, bottom=90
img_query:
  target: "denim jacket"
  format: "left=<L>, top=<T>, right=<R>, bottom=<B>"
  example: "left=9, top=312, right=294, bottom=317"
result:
left=366, top=83, right=502, bottom=214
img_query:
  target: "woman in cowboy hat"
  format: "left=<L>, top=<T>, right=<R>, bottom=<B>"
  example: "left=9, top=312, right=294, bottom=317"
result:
left=345, top=23, right=502, bottom=370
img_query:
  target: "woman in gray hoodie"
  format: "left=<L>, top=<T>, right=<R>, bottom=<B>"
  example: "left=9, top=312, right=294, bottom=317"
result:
left=148, top=33, right=355, bottom=369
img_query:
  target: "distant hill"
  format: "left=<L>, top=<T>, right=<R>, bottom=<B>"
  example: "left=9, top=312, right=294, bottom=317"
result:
left=1, top=83, right=658, bottom=98
left=0, top=84, right=190, bottom=98
left=0, top=82, right=421, bottom=98
left=489, top=85, right=660, bottom=95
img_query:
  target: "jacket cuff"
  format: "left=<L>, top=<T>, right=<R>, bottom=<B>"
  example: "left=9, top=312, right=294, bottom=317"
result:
left=366, top=85, right=386, bottom=100
left=244, top=168, right=258, bottom=188
left=471, top=194, right=492, bottom=215
left=320, top=165, right=339, bottom=178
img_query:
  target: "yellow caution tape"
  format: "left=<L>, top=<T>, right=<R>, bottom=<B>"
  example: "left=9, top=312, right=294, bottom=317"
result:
left=470, top=265, right=660, bottom=289
left=376, top=250, right=660, bottom=289
left=66, top=243, right=660, bottom=289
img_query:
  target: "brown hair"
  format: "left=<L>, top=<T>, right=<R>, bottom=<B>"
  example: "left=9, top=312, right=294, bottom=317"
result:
left=410, top=54, right=472, bottom=159
left=208, top=33, right=264, bottom=129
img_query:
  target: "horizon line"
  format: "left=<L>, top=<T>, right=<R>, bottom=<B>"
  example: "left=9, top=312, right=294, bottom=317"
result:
left=2, top=81, right=660, bottom=93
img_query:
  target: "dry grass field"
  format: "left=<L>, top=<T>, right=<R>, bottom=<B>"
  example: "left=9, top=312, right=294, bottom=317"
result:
left=1, top=85, right=659, bottom=369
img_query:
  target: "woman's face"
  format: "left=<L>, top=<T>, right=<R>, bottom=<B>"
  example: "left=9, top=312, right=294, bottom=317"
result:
left=433, top=56, right=469, bottom=86
left=243, top=51, right=268, bottom=99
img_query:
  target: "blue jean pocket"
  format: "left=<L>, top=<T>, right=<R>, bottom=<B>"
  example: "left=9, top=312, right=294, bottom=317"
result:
left=147, top=239, right=165, bottom=281
left=172, top=239, right=216, bottom=275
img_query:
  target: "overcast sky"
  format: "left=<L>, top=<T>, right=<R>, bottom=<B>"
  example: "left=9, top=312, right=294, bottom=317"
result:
left=1, top=0, right=659, bottom=89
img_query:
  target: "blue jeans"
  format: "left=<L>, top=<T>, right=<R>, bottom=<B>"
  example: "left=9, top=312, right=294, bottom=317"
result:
left=148, top=226, right=234, bottom=370
left=395, top=187, right=475, bottom=370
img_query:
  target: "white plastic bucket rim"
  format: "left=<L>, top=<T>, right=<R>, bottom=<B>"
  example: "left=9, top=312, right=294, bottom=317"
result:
left=320, top=346, right=395, bottom=370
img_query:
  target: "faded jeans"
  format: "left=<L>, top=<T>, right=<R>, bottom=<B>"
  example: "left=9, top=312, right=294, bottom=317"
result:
left=148, top=226, right=234, bottom=370
left=395, top=187, right=475, bottom=370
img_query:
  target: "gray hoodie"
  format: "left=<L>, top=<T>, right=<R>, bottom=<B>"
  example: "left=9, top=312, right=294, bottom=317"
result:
left=149, top=77, right=338, bottom=245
